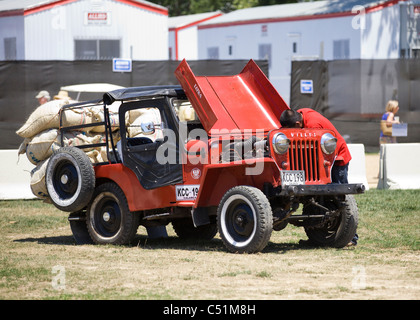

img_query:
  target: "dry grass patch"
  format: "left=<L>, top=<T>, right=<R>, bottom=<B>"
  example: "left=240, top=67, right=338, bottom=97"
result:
left=1, top=190, right=419, bottom=300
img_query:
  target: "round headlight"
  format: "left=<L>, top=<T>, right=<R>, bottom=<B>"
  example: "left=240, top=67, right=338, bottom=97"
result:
left=321, top=133, right=337, bottom=154
left=272, top=133, right=290, bottom=154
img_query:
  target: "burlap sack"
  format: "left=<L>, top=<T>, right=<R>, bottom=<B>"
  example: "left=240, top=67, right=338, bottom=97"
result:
left=25, top=129, right=60, bottom=165
left=59, top=131, right=103, bottom=151
left=61, top=106, right=95, bottom=129
left=86, top=147, right=108, bottom=164
left=16, top=100, right=77, bottom=138
left=127, top=107, right=162, bottom=140
left=178, top=102, right=196, bottom=121
left=30, top=159, right=50, bottom=200
left=18, top=138, right=31, bottom=156
left=89, top=105, right=120, bottom=133
left=61, top=131, right=120, bottom=149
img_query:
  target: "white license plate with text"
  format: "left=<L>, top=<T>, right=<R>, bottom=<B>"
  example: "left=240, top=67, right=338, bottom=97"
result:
left=281, top=170, right=305, bottom=186
left=176, top=185, right=200, bottom=201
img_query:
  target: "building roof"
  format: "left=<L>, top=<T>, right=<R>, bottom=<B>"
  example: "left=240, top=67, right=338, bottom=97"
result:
left=168, top=11, right=222, bottom=30
left=0, top=0, right=168, bottom=16
left=199, top=0, right=407, bottom=28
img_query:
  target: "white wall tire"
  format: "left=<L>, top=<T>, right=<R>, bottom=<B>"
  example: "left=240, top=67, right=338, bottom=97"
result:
left=217, top=186, right=273, bottom=253
left=46, top=147, right=95, bottom=212
left=86, top=182, right=139, bottom=245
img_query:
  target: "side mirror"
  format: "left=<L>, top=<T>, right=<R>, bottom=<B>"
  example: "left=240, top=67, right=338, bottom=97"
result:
left=141, top=121, right=155, bottom=134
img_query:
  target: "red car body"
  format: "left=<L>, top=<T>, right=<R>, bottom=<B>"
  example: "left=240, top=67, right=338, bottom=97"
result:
left=47, top=59, right=364, bottom=252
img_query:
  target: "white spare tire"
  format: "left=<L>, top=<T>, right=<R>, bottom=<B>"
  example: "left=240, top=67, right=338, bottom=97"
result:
left=46, top=147, right=95, bottom=212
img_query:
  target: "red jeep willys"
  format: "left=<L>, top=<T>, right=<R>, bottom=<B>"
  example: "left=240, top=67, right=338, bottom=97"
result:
left=45, top=59, right=364, bottom=253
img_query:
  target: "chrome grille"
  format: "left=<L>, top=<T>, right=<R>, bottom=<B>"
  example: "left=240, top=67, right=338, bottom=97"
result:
left=288, top=139, right=319, bottom=182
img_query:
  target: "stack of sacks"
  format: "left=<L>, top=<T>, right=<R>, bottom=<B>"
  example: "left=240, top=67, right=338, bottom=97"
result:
left=16, top=100, right=121, bottom=201
left=17, top=100, right=163, bottom=201
left=125, top=107, right=163, bottom=140
left=178, top=102, right=196, bottom=122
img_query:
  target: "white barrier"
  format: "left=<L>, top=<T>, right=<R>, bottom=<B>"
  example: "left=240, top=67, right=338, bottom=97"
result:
left=0, top=150, right=35, bottom=200
left=377, top=143, right=420, bottom=190
left=347, top=144, right=369, bottom=190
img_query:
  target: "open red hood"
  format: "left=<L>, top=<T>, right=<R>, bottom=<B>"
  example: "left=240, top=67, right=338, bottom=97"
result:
left=175, top=59, right=290, bottom=133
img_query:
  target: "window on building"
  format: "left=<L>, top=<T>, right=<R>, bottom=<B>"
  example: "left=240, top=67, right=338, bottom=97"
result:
left=75, top=40, right=98, bottom=59
left=333, top=39, right=350, bottom=59
left=4, top=37, right=17, bottom=60
left=207, top=47, right=219, bottom=59
left=99, top=40, right=120, bottom=59
left=259, top=44, right=272, bottom=67
left=75, top=39, right=120, bottom=60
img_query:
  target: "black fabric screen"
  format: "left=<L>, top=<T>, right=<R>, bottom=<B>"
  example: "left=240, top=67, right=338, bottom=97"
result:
left=291, top=59, right=420, bottom=152
left=0, top=60, right=268, bottom=149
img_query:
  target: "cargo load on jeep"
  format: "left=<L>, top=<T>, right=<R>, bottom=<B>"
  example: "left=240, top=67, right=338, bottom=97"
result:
left=19, top=59, right=364, bottom=253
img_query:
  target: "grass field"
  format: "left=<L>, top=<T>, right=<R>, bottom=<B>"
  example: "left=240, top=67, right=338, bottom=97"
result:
left=0, top=189, right=419, bottom=300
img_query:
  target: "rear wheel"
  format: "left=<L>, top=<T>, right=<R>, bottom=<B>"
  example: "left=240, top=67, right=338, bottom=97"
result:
left=68, top=211, right=93, bottom=245
left=217, top=186, right=272, bottom=253
left=46, top=147, right=95, bottom=212
left=86, top=182, right=139, bottom=245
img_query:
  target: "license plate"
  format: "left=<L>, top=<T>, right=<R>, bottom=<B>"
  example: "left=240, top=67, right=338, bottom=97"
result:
left=281, top=170, right=305, bottom=186
left=176, top=185, right=200, bottom=201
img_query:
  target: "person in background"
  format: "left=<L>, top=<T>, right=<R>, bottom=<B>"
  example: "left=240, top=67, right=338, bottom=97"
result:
left=380, top=100, right=399, bottom=145
left=54, top=90, right=70, bottom=101
left=280, top=108, right=351, bottom=184
left=280, top=108, right=358, bottom=246
left=35, top=90, right=50, bottom=105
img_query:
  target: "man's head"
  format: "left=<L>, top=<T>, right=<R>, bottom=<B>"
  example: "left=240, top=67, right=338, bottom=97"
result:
left=280, top=109, right=303, bottom=128
left=35, top=91, right=50, bottom=105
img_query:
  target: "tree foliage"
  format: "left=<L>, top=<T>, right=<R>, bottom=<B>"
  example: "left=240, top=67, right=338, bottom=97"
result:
left=149, top=0, right=310, bottom=16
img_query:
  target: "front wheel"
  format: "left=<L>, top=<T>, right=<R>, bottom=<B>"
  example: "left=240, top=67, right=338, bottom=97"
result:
left=304, top=195, right=359, bottom=248
left=86, top=182, right=139, bottom=245
left=217, top=186, right=273, bottom=253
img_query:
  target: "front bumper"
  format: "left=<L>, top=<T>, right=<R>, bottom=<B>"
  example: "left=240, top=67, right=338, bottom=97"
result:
left=278, top=183, right=365, bottom=197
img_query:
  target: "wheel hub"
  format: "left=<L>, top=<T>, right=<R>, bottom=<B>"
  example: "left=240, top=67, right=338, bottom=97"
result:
left=230, top=204, right=254, bottom=238
left=235, top=215, right=245, bottom=226
left=103, top=211, right=111, bottom=222
left=60, top=174, right=69, bottom=185
left=53, top=161, right=78, bottom=197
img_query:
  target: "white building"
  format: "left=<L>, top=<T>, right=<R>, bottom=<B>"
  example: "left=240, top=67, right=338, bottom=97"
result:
left=0, top=0, right=168, bottom=61
left=168, top=11, right=222, bottom=61
left=198, top=0, right=419, bottom=104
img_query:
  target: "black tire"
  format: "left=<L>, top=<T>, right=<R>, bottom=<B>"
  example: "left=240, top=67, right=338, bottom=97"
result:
left=86, top=182, right=139, bottom=245
left=304, top=195, right=359, bottom=248
left=68, top=212, right=94, bottom=245
left=46, top=147, right=95, bottom=212
left=217, top=186, right=273, bottom=253
left=172, top=218, right=217, bottom=240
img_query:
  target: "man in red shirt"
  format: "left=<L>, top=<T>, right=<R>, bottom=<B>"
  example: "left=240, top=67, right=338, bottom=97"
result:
left=280, top=108, right=358, bottom=246
left=280, top=108, right=352, bottom=184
